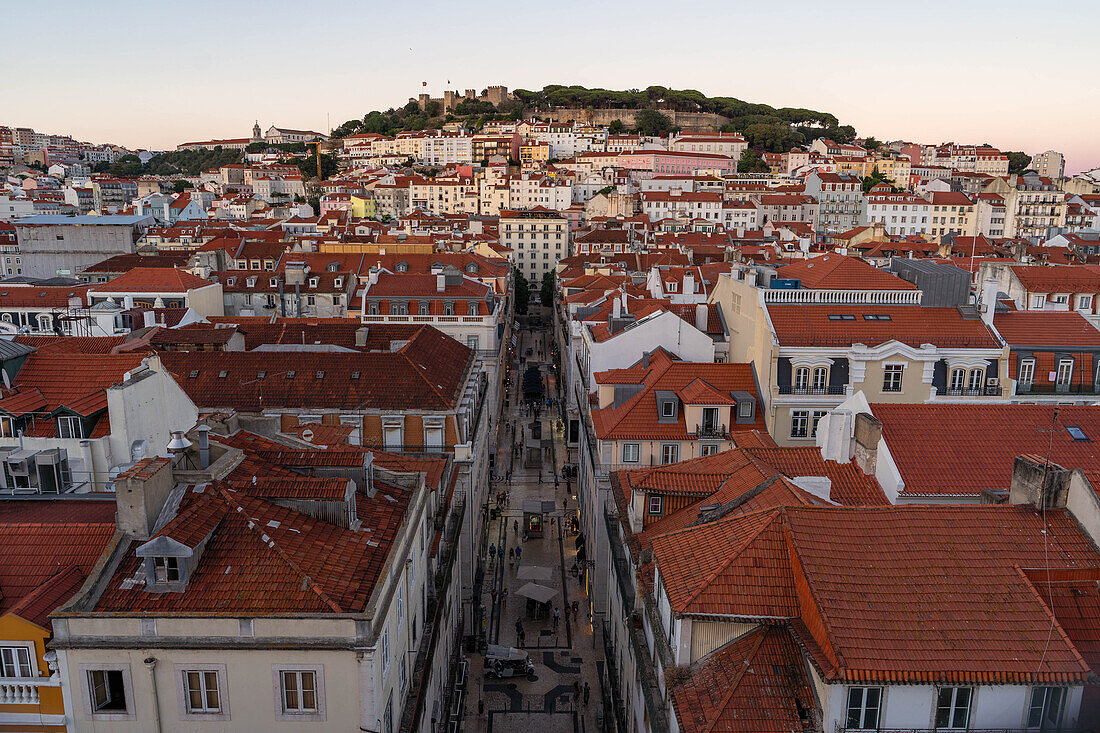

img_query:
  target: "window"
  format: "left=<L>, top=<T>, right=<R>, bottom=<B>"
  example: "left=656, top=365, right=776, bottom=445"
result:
left=935, top=686, right=971, bottom=730
left=812, top=366, right=828, bottom=391
left=1077, top=294, right=1093, bottom=311
left=467, top=335, right=479, bottom=351
left=647, top=495, right=663, bottom=515
left=660, top=444, right=679, bottom=464
left=845, top=687, right=881, bottom=731
left=0, top=647, right=31, bottom=678
left=184, top=670, right=221, bottom=714
left=57, top=415, right=82, bottom=439
left=0, top=416, right=14, bottom=438
left=280, top=670, right=318, bottom=713
left=810, top=410, right=828, bottom=438
left=950, top=368, right=966, bottom=392
left=882, top=364, right=903, bottom=392
left=1019, top=359, right=1035, bottom=386
left=700, top=443, right=719, bottom=457
left=790, top=410, right=809, bottom=439
left=88, top=669, right=128, bottom=712
left=794, top=366, right=810, bottom=390
left=661, top=401, right=676, bottom=418
left=1031, top=294, right=1046, bottom=309
left=622, top=443, right=640, bottom=463
left=153, top=556, right=180, bottom=583
left=967, top=368, right=984, bottom=392
left=1057, top=359, right=1074, bottom=387
left=1027, top=686, right=1066, bottom=729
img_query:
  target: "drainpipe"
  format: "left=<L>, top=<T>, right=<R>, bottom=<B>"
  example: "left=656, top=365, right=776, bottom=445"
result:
left=143, top=656, right=162, bottom=733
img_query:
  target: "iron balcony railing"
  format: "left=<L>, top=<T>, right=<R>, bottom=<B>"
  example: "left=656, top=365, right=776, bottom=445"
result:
left=1016, top=382, right=1100, bottom=396
left=693, top=423, right=728, bottom=439
left=778, top=385, right=848, bottom=395
left=945, top=386, right=1004, bottom=397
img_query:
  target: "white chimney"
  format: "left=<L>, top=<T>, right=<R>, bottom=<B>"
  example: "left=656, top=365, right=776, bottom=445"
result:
left=695, top=303, right=708, bottom=331
left=682, top=271, right=695, bottom=296
left=980, top=278, right=998, bottom=324
left=818, top=409, right=853, bottom=463
left=612, top=296, right=621, bottom=319
left=142, top=310, right=156, bottom=328
left=620, top=293, right=629, bottom=315
left=436, top=273, right=446, bottom=293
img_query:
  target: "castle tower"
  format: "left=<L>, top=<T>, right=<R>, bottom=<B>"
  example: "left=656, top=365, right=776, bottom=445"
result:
left=251, top=121, right=262, bottom=143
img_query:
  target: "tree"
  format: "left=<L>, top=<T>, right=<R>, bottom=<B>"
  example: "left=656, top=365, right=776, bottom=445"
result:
left=738, top=148, right=769, bottom=173
left=424, top=100, right=441, bottom=117
left=860, top=166, right=897, bottom=193
left=540, top=271, right=555, bottom=308
left=634, top=109, right=675, bottom=136
left=513, top=268, right=530, bottom=315
left=608, top=119, right=625, bottom=135
left=864, top=136, right=881, bottom=151
left=1006, top=151, right=1032, bottom=175
left=288, top=152, right=337, bottom=181
left=172, top=180, right=192, bottom=193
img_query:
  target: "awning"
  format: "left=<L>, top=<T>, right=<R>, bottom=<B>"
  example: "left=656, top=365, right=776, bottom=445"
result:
left=515, top=582, right=557, bottom=604
left=485, top=645, right=528, bottom=662
left=522, top=499, right=556, bottom=514
left=516, top=565, right=554, bottom=582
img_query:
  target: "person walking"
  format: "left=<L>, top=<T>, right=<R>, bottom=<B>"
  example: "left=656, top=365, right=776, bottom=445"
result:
left=513, top=519, right=519, bottom=537
left=501, top=587, right=508, bottom=607
left=553, top=607, right=560, bottom=630
left=572, top=680, right=580, bottom=705
left=488, top=543, right=496, bottom=568
left=583, top=682, right=590, bottom=706
left=490, top=587, right=497, bottom=606
left=508, top=547, right=515, bottom=568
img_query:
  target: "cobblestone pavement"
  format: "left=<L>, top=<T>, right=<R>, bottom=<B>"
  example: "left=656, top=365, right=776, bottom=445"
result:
left=463, top=322, right=605, bottom=733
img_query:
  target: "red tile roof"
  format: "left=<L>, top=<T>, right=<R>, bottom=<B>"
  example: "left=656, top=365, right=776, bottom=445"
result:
left=994, top=310, right=1100, bottom=349
left=94, top=484, right=400, bottom=615
left=874, top=403, right=1100, bottom=498
left=766, top=305, right=1000, bottom=348
left=671, top=626, right=817, bottom=733
left=776, top=254, right=917, bottom=290
left=160, top=325, right=471, bottom=412
left=88, top=267, right=213, bottom=294
left=1011, top=264, right=1100, bottom=293
left=652, top=504, right=1100, bottom=684
left=0, top=285, right=88, bottom=309
left=591, top=351, right=765, bottom=439
left=0, top=352, right=148, bottom=417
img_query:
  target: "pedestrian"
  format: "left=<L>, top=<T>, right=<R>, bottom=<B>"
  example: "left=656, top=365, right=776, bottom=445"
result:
left=515, top=619, right=523, bottom=635
left=513, top=519, right=519, bottom=537
left=573, top=680, right=580, bottom=704
left=572, top=600, right=579, bottom=620
left=508, top=547, right=515, bottom=568
left=502, top=587, right=508, bottom=607
left=490, top=587, right=497, bottom=605
left=499, top=545, right=506, bottom=563
left=553, top=607, right=560, bottom=630
left=488, top=543, right=496, bottom=566
left=515, top=546, right=522, bottom=563
left=518, top=628, right=526, bottom=647
left=583, top=682, right=590, bottom=706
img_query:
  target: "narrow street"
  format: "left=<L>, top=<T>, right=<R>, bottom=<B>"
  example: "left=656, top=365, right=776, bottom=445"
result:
left=463, top=312, right=605, bottom=733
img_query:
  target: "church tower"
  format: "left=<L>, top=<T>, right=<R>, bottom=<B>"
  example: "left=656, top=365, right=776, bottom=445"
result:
left=251, top=121, right=262, bottom=143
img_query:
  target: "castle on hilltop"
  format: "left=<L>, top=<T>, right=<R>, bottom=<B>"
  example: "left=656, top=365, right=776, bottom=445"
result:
left=410, top=85, right=512, bottom=113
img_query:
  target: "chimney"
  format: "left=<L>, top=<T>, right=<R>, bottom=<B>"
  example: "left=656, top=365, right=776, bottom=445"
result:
left=115, top=457, right=176, bottom=540
left=682, top=271, right=695, bottom=296
left=620, top=293, right=629, bottom=315
left=355, top=326, right=368, bottom=347
left=142, top=310, right=156, bottom=328
left=612, top=296, right=621, bottom=319
left=980, top=278, right=998, bottom=325
left=852, top=412, right=882, bottom=476
left=1008, top=455, right=1070, bottom=508
left=195, top=425, right=211, bottom=469
left=436, top=273, right=446, bottom=292
left=694, top=303, right=708, bottom=331
left=817, top=409, right=852, bottom=462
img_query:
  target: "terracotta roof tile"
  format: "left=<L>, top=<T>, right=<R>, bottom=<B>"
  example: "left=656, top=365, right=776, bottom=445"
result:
left=776, top=254, right=917, bottom=290
left=767, top=305, right=1000, bottom=349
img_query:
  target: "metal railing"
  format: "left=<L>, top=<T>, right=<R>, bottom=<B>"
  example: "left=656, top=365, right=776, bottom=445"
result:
left=835, top=726, right=1075, bottom=733
left=763, top=289, right=923, bottom=304
left=693, top=423, right=728, bottom=439
left=944, top=386, right=1003, bottom=397
left=1016, top=382, right=1100, bottom=396
left=778, top=385, right=848, bottom=395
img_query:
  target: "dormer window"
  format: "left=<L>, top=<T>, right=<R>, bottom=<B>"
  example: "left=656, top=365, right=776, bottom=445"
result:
left=246, top=277, right=257, bottom=288
left=327, top=263, right=339, bottom=272
left=334, top=277, right=343, bottom=288
left=662, top=401, right=675, bottom=418
left=308, top=277, right=319, bottom=288
left=153, top=557, right=179, bottom=583
left=396, top=262, right=408, bottom=273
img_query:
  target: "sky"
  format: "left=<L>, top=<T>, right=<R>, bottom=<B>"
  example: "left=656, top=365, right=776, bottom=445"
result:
left=4, top=0, right=1098, bottom=173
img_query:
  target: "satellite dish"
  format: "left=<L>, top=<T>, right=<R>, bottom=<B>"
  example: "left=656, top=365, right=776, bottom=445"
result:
left=301, top=429, right=314, bottom=442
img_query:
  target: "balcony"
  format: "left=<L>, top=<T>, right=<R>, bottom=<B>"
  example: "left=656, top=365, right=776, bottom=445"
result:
left=1016, top=382, right=1100, bottom=396
left=944, top=386, right=1003, bottom=397
left=0, top=677, right=58, bottom=704
left=778, top=385, right=848, bottom=396
left=693, top=423, right=728, bottom=439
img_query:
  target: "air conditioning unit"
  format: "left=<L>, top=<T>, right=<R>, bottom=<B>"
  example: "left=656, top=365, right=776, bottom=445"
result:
left=5, top=450, right=38, bottom=477
left=987, top=378, right=1000, bottom=387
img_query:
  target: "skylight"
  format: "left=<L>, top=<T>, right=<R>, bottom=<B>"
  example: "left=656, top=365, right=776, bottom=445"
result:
left=827, top=314, right=856, bottom=321
left=1066, top=425, right=1089, bottom=441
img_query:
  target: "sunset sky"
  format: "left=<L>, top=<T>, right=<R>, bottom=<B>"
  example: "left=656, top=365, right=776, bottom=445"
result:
left=5, top=0, right=1097, bottom=173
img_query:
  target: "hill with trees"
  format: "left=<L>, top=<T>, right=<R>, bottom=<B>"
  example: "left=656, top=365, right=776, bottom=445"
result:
left=330, top=84, right=856, bottom=155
